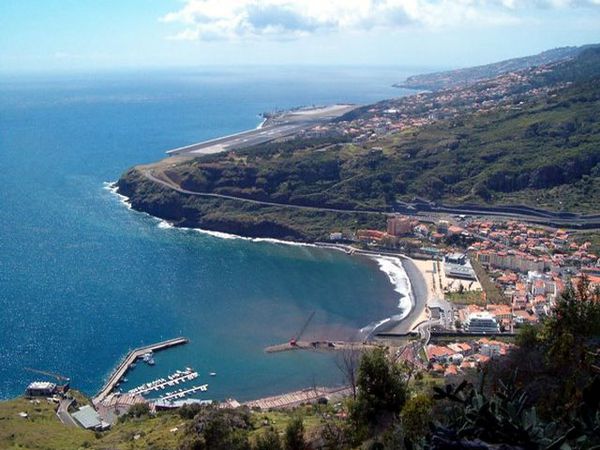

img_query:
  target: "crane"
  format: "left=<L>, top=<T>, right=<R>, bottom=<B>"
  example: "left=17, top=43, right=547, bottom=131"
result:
left=24, top=367, right=70, bottom=382
left=290, top=311, right=316, bottom=346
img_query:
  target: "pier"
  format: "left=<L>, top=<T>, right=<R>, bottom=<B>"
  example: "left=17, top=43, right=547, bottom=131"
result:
left=244, top=386, right=352, bottom=410
left=265, top=340, right=380, bottom=353
left=93, top=337, right=188, bottom=405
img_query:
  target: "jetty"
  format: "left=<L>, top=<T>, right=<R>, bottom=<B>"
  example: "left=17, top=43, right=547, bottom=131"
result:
left=265, top=340, right=380, bottom=353
left=161, top=384, right=208, bottom=401
left=93, top=337, right=188, bottom=405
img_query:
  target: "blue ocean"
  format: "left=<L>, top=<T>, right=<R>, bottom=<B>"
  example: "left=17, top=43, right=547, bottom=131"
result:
left=0, top=67, right=417, bottom=401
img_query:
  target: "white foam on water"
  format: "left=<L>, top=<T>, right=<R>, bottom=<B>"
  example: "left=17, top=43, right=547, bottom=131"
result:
left=256, top=118, right=267, bottom=129
left=103, top=181, right=132, bottom=210
left=359, top=317, right=392, bottom=336
left=359, top=255, right=415, bottom=337
left=371, top=255, right=415, bottom=320
left=191, top=227, right=318, bottom=248
left=157, top=220, right=174, bottom=229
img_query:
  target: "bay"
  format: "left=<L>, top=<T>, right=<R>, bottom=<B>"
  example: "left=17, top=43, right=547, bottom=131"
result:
left=0, top=66, right=418, bottom=401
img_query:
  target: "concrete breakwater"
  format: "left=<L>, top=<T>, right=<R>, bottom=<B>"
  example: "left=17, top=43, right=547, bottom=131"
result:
left=265, top=340, right=380, bottom=353
left=244, top=386, right=352, bottom=410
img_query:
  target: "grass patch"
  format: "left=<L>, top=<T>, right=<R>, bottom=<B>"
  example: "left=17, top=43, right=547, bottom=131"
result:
left=446, top=290, right=486, bottom=305
left=470, top=258, right=507, bottom=304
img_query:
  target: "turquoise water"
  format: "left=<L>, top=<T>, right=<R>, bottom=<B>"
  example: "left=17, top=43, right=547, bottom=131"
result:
left=0, top=67, right=415, bottom=401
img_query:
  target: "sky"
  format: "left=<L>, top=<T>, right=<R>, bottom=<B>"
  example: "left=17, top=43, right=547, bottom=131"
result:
left=1, top=0, right=600, bottom=73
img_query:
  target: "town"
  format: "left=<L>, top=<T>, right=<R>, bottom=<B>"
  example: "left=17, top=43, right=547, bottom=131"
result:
left=326, top=211, right=599, bottom=380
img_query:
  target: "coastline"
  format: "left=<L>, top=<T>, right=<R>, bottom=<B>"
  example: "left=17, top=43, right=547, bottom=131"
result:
left=105, top=181, right=431, bottom=338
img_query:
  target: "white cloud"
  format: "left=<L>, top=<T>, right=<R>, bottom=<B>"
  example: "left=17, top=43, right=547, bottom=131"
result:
left=161, top=0, right=600, bottom=41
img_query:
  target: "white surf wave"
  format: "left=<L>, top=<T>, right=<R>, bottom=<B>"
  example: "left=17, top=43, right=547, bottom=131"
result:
left=103, top=183, right=322, bottom=245
left=256, top=118, right=267, bottom=129
left=359, top=317, right=392, bottom=336
left=157, top=220, right=173, bottom=229
left=103, top=181, right=132, bottom=210
left=360, top=255, right=415, bottom=336
left=191, top=227, right=319, bottom=248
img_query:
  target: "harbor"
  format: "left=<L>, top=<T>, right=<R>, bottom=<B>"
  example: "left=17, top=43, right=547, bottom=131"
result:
left=93, top=337, right=189, bottom=405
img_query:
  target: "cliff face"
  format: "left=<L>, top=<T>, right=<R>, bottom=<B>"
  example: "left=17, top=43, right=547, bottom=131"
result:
left=116, top=167, right=386, bottom=241
left=117, top=169, right=318, bottom=241
left=117, top=168, right=185, bottom=222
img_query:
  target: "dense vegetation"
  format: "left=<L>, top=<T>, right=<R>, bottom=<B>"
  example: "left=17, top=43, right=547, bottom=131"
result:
left=117, top=168, right=386, bottom=240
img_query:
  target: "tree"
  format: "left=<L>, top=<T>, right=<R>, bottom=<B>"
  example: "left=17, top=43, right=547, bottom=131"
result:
left=515, top=322, right=540, bottom=349
left=284, top=417, right=307, bottom=450
left=542, top=276, right=600, bottom=372
left=181, top=407, right=252, bottom=450
left=401, top=394, right=433, bottom=441
left=254, top=427, right=282, bottom=450
left=118, top=402, right=150, bottom=422
left=202, top=414, right=250, bottom=450
left=335, top=348, right=362, bottom=400
left=351, top=348, right=407, bottom=430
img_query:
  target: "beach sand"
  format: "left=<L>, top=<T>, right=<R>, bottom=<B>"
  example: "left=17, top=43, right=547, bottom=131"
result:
left=405, top=258, right=440, bottom=328
left=412, top=258, right=443, bottom=302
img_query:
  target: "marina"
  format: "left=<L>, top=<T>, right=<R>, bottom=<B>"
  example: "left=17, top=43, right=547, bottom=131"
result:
left=127, top=368, right=199, bottom=395
left=93, top=337, right=189, bottom=405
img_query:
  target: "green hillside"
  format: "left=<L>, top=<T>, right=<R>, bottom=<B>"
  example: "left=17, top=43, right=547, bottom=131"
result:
left=118, top=48, right=600, bottom=240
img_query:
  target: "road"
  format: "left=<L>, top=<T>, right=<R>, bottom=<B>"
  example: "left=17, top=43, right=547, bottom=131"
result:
left=56, top=398, right=78, bottom=428
left=144, top=170, right=386, bottom=216
left=396, top=201, right=600, bottom=229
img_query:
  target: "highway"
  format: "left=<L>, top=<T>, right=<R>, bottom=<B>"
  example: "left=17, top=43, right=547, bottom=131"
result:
left=396, top=201, right=600, bottom=229
left=144, top=169, right=386, bottom=216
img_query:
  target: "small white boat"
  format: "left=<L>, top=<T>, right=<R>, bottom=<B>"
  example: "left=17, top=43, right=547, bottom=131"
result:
left=209, top=372, right=216, bottom=377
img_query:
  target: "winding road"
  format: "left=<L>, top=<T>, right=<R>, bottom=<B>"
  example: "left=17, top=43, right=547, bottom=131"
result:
left=143, top=169, right=387, bottom=216
left=56, top=398, right=78, bottom=428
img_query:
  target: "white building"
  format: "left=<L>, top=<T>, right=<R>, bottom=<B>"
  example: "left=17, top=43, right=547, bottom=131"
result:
left=465, top=312, right=500, bottom=334
left=25, top=381, right=57, bottom=397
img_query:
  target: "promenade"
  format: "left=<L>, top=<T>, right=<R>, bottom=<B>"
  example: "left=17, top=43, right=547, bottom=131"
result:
left=244, top=386, right=352, bottom=410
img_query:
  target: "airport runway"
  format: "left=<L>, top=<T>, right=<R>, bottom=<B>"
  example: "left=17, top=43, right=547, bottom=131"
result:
left=166, top=104, right=356, bottom=156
